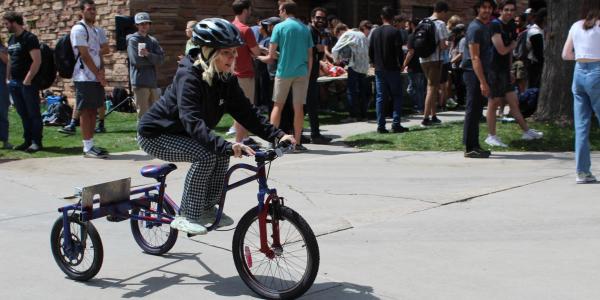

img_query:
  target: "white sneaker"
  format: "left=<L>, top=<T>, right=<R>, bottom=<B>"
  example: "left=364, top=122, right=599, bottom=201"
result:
left=576, top=172, right=597, bottom=184
left=485, top=135, right=508, bottom=147
left=170, top=216, right=207, bottom=235
left=196, top=206, right=235, bottom=227
left=226, top=126, right=236, bottom=136
left=446, top=97, right=458, bottom=108
left=522, top=129, right=543, bottom=140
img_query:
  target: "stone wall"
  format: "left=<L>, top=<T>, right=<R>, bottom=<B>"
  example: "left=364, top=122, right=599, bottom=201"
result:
left=0, top=0, right=285, bottom=97
left=1, top=0, right=130, bottom=97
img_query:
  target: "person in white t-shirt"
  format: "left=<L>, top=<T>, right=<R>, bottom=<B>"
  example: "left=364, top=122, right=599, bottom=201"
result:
left=419, top=1, right=449, bottom=127
left=71, top=0, right=109, bottom=158
left=562, top=7, right=600, bottom=184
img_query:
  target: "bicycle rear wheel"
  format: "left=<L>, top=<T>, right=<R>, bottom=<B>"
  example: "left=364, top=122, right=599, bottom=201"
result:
left=50, top=215, right=103, bottom=281
left=130, top=199, right=178, bottom=255
left=232, top=205, right=320, bottom=299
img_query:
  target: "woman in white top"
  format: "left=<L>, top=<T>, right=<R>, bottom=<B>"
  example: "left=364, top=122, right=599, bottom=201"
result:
left=562, top=8, right=600, bottom=184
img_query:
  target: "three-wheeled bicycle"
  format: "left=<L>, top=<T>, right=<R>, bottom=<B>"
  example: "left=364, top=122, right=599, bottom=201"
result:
left=50, top=142, right=319, bottom=299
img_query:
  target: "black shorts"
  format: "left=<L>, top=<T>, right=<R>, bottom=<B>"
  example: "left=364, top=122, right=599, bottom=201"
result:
left=487, top=70, right=513, bottom=98
left=75, top=81, right=105, bottom=110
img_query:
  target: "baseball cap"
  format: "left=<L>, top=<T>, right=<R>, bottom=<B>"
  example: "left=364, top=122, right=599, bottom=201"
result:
left=135, top=12, right=152, bottom=24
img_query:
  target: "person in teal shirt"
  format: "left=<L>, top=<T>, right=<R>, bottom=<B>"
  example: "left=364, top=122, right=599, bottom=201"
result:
left=259, top=1, right=313, bottom=152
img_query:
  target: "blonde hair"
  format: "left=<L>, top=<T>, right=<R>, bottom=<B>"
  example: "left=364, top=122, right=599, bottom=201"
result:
left=194, top=46, right=234, bottom=86
left=447, top=15, right=462, bottom=30
left=186, top=20, right=197, bottom=29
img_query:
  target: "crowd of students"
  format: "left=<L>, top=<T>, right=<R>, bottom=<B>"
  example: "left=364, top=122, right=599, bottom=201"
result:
left=0, top=0, right=598, bottom=184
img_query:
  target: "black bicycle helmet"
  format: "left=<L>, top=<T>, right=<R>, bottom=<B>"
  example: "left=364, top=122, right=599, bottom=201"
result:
left=192, top=18, right=244, bottom=49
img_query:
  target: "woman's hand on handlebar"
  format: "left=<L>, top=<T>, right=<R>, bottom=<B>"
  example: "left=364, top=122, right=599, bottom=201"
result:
left=232, top=143, right=255, bottom=158
left=279, top=134, right=296, bottom=147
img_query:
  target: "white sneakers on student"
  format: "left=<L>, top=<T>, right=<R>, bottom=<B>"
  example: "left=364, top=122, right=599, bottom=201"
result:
left=170, top=207, right=235, bottom=235
left=485, top=135, right=508, bottom=147
left=521, top=129, right=544, bottom=141
left=576, top=172, right=597, bottom=184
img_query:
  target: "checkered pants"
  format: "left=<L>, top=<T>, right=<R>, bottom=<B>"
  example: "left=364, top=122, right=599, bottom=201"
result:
left=138, top=134, right=229, bottom=220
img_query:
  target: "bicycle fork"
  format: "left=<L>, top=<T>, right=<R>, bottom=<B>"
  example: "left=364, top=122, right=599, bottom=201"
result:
left=258, top=196, right=283, bottom=259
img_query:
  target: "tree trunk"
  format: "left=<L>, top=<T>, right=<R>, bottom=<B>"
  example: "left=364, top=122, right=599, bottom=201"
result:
left=534, top=0, right=582, bottom=122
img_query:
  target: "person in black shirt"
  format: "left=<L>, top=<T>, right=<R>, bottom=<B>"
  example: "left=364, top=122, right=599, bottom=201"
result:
left=402, top=18, right=426, bottom=113
left=526, top=8, right=546, bottom=89
left=462, top=0, right=495, bottom=158
left=2, top=11, right=43, bottom=153
left=485, top=0, right=543, bottom=148
left=306, top=7, right=331, bottom=144
left=369, top=6, right=408, bottom=134
left=138, top=18, right=294, bottom=235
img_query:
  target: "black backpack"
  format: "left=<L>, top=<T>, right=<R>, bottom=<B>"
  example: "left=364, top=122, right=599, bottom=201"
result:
left=412, top=18, right=438, bottom=58
left=513, top=29, right=529, bottom=61
left=110, top=87, right=136, bottom=113
left=33, top=43, right=57, bottom=90
left=54, top=22, right=88, bottom=78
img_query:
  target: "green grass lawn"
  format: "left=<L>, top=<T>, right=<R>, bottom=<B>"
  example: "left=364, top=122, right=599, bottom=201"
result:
left=345, top=121, right=600, bottom=152
left=0, top=107, right=352, bottom=160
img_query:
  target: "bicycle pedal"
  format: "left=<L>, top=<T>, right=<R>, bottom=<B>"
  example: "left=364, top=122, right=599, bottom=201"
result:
left=106, top=215, right=128, bottom=222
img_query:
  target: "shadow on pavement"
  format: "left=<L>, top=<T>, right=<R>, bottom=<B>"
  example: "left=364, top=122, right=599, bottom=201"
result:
left=83, top=251, right=378, bottom=299
left=490, top=153, right=572, bottom=161
left=108, top=153, right=154, bottom=161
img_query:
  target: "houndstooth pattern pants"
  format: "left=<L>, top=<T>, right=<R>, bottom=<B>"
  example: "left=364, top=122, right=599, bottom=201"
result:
left=138, top=134, right=229, bottom=220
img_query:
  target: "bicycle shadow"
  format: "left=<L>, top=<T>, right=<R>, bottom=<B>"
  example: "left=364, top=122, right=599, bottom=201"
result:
left=85, top=251, right=380, bottom=299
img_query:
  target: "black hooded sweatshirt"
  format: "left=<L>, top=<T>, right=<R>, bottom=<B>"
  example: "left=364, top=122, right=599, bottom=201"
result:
left=138, top=53, right=284, bottom=155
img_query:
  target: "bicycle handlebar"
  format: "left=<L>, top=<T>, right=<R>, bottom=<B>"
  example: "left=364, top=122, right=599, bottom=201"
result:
left=254, top=140, right=293, bottom=162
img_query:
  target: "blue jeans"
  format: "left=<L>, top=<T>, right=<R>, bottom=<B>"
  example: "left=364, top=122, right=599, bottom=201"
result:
left=572, top=61, right=600, bottom=174
left=346, top=68, right=368, bottom=119
left=8, top=80, right=42, bottom=145
left=375, top=70, right=403, bottom=129
left=407, top=72, right=426, bottom=112
left=0, top=73, right=9, bottom=142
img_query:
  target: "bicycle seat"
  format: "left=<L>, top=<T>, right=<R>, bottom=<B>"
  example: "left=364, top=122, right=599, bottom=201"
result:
left=140, top=163, right=178, bottom=180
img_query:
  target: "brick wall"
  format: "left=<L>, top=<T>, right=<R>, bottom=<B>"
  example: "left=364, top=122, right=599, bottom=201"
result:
left=1, top=0, right=130, bottom=98
left=400, top=0, right=530, bottom=22
left=1, top=0, right=284, bottom=97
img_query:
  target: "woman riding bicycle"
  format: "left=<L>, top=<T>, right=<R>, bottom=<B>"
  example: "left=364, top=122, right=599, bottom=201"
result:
left=137, top=18, right=295, bottom=235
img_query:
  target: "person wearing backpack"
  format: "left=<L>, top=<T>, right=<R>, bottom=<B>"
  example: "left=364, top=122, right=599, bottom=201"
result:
left=71, top=0, right=109, bottom=158
left=369, top=6, right=409, bottom=134
left=2, top=11, right=43, bottom=153
left=418, top=1, right=449, bottom=127
left=484, top=0, right=543, bottom=149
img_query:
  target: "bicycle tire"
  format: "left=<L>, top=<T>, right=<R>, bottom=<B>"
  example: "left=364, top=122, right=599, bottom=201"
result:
left=130, top=199, right=178, bottom=255
left=232, top=206, right=320, bottom=299
left=50, top=215, right=103, bottom=281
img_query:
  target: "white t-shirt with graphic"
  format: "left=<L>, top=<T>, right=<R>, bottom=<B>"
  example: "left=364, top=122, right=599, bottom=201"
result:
left=70, top=21, right=107, bottom=82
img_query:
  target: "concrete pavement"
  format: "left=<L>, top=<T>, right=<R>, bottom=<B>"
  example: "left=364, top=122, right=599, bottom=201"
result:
left=0, top=111, right=599, bottom=299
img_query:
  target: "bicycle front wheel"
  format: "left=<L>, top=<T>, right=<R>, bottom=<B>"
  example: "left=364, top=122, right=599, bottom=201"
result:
left=232, top=206, right=320, bottom=299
